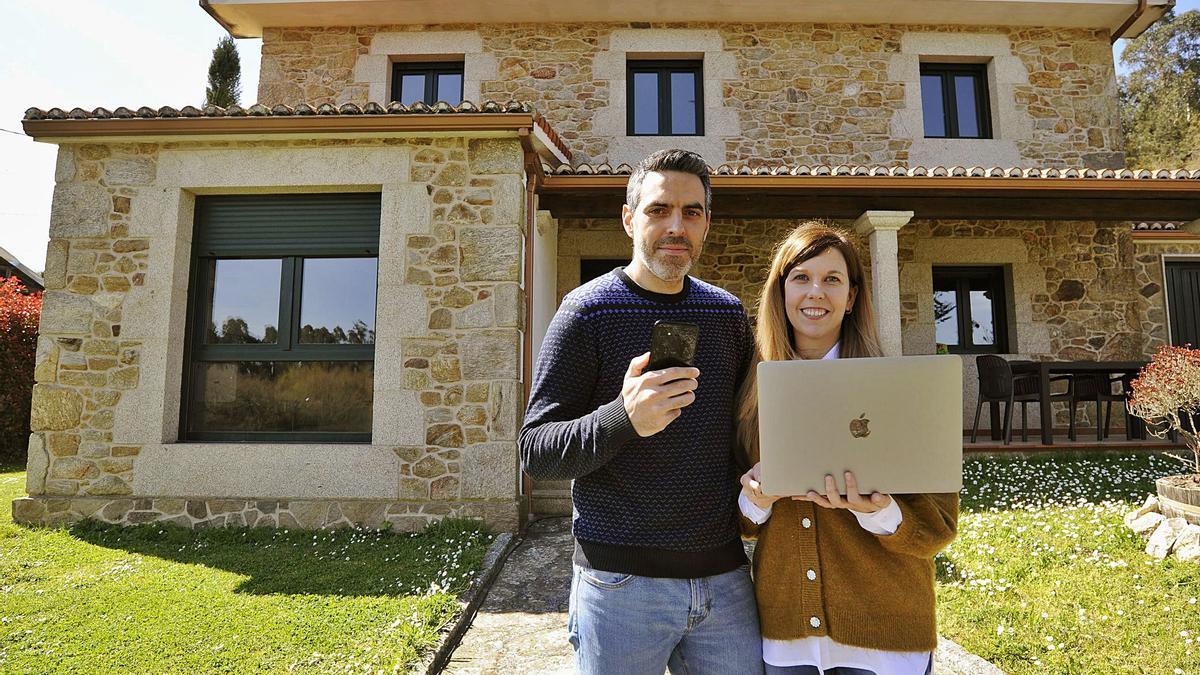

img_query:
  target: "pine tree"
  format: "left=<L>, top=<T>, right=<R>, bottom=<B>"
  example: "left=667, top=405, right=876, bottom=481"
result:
left=1119, top=10, right=1200, bottom=169
left=205, top=36, right=242, bottom=108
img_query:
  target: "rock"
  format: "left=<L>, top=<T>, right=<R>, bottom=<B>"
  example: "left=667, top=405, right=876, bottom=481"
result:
left=461, top=442, right=517, bottom=499
left=1124, top=495, right=1160, bottom=528
left=461, top=330, right=520, bottom=379
left=1129, top=511, right=1165, bottom=537
left=1147, top=518, right=1189, bottom=559
left=85, top=475, right=132, bottom=496
left=30, top=385, right=83, bottom=431
left=1174, top=525, right=1200, bottom=563
left=11, top=498, right=48, bottom=525
left=26, top=434, right=48, bottom=495
left=50, top=183, right=111, bottom=237
left=460, top=228, right=521, bottom=282
left=42, top=240, right=68, bottom=290
left=469, top=138, right=524, bottom=175
left=38, top=292, right=94, bottom=334
left=103, top=156, right=156, bottom=186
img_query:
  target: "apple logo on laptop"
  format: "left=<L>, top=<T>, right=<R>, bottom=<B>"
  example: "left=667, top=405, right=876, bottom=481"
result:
left=849, top=413, right=870, bottom=438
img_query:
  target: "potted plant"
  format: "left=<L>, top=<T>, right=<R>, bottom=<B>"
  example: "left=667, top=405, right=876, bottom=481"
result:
left=1128, top=344, right=1200, bottom=525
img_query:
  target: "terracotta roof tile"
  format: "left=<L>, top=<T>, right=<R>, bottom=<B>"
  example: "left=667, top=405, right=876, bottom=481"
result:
left=24, top=100, right=571, bottom=160
left=544, top=162, right=1200, bottom=180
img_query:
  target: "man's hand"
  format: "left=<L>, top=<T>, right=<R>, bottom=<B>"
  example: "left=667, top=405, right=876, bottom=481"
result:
left=622, top=352, right=699, bottom=437
left=740, top=462, right=781, bottom=511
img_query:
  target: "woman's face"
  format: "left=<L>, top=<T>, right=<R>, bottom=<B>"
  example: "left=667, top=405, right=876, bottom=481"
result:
left=782, top=247, right=858, bottom=353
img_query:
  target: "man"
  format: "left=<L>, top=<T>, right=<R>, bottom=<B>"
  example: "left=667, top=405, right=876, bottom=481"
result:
left=520, top=149, right=762, bottom=674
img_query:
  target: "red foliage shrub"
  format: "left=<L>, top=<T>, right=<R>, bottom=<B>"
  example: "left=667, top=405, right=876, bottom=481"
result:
left=0, top=277, right=41, bottom=464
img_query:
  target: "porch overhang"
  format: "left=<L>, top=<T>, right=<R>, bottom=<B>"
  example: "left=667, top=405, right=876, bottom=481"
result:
left=200, top=0, right=1173, bottom=40
left=538, top=170, right=1200, bottom=223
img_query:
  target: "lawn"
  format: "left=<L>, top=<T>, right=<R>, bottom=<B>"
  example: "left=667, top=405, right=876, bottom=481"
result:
left=0, top=465, right=495, bottom=674
left=938, top=451, right=1198, bottom=674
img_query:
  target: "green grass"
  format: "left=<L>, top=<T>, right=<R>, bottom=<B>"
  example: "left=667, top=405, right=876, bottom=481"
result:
left=939, top=451, right=1199, bottom=673
left=0, top=469, right=495, bottom=674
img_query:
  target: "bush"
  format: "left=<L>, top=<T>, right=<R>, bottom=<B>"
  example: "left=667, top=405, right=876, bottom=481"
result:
left=0, top=277, right=41, bottom=464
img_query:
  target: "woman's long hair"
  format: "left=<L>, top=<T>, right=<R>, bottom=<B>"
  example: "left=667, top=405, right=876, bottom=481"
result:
left=735, top=222, right=883, bottom=470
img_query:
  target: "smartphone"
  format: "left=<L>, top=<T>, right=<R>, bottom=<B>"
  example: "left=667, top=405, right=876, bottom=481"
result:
left=647, top=320, right=699, bottom=371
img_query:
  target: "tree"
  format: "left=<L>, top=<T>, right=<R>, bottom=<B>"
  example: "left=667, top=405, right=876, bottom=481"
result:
left=0, top=277, right=41, bottom=464
left=205, top=36, right=242, bottom=108
left=1119, top=10, right=1200, bottom=169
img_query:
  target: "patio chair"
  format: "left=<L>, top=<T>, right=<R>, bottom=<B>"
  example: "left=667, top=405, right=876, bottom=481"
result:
left=971, top=355, right=1072, bottom=444
left=1068, top=374, right=1129, bottom=442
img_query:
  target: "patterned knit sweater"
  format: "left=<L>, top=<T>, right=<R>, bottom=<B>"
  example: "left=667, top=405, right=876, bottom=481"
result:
left=520, top=269, right=755, bottom=578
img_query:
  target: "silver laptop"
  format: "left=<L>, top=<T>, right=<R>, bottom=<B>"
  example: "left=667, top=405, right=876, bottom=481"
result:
left=757, top=355, right=963, bottom=496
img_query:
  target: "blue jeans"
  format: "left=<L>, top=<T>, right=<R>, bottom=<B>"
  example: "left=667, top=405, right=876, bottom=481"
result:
left=567, top=564, right=764, bottom=675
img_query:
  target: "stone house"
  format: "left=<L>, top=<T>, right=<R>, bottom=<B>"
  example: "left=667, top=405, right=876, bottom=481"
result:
left=14, top=0, right=1200, bottom=528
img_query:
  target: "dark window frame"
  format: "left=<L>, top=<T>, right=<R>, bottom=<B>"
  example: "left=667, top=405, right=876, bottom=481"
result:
left=933, top=266, right=1009, bottom=354
left=626, top=60, right=705, bottom=137
left=181, top=197, right=380, bottom=444
left=390, top=60, right=465, bottom=106
left=919, top=63, right=993, bottom=139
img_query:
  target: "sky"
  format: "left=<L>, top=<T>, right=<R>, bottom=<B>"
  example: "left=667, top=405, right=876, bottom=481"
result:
left=1, top=1, right=1197, bottom=275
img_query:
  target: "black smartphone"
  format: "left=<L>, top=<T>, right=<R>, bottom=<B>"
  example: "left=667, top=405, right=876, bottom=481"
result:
left=647, top=320, right=699, bottom=371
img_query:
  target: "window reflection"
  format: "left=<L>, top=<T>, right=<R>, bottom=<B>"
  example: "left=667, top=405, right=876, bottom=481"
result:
left=205, top=259, right=281, bottom=344
left=934, top=289, right=960, bottom=346
left=437, top=73, right=463, bottom=103
left=954, top=75, right=980, bottom=138
left=190, top=361, right=373, bottom=433
left=633, top=72, right=659, bottom=134
left=299, top=258, right=378, bottom=344
left=670, top=71, right=697, bottom=135
left=921, top=74, right=945, bottom=137
left=399, top=74, right=426, bottom=106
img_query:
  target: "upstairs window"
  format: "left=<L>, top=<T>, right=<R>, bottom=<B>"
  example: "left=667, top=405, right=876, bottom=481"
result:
left=391, top=61, right=464, bottom=106
left=920, top=63, right=992, bottom=139
left=933, top=266, right=1009, bottom=354
left=627, top=60, right=704, bottom=136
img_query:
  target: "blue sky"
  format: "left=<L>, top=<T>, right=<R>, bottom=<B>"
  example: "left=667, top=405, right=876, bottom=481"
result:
left=1, top=1, right=1196, bottom=274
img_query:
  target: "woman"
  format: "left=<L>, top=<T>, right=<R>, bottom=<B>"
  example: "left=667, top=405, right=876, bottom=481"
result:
left=736, top=222, right=958, bottom=675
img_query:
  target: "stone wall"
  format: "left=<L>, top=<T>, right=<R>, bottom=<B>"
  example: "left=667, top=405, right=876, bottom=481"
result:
left=258, top=23, right=1122, bottom=168
left=15, top=136, right=529, bottom=531
left=554, top=218, right=1188, bottom=431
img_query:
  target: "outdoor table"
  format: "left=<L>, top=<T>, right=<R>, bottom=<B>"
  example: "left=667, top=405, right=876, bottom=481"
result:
left=1004, top=360, right=1149, bottom=445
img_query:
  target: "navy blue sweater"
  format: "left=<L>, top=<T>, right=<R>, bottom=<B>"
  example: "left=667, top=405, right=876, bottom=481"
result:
left=520, top=269, right=755, bottom=578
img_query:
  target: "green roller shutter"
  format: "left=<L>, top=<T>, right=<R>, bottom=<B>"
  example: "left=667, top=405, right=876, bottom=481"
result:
left=193, top=193, right=381, bottom=256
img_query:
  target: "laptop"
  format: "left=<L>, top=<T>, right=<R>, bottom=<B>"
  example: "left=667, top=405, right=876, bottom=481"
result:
left=756, top=355, right=963, bottom=496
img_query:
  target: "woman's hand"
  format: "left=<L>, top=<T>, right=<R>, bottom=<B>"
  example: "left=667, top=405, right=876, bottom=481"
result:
left=740, top=462, right=781, bottom=511
left=794, top=471, right=893, bottom=514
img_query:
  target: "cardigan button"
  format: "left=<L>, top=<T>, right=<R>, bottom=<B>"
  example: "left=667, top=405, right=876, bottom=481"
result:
left=802, top=518, right=811, bottom=528
left=806, top=569, right=816, bottom=581
left=810, top=616, right=821, bottom=628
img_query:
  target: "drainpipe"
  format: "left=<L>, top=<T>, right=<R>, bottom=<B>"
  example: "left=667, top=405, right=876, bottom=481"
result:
left=1111, top=0, right=1149, bottom=44
left=518, top=128, right=543, bottom=532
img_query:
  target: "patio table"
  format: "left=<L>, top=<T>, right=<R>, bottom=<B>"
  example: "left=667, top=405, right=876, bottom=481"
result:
left=1005, top=360, right=1148, bottom=445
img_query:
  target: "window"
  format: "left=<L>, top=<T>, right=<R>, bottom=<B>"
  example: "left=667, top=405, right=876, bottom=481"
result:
left=391, top=61, right=464, bottom=106
left=182, top=194, right=382, bottom=442
left=920, top=63, right=992, bottom=139
left=933, top=266, right=1008, bottom=354
left=627, top=60, right=704, bottom=136
left=580, top=258, right=628, bottom=286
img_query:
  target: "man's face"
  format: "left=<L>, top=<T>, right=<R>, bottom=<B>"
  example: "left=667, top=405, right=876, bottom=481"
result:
left=621, top=170, right=711, bottom=283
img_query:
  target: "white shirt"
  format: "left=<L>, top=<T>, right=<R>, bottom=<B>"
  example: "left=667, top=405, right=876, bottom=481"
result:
left=741, top=340, right=932, bottom=673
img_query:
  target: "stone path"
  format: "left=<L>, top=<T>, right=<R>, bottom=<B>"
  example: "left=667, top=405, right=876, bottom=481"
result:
left=443, top=517, right=1002, bottom=675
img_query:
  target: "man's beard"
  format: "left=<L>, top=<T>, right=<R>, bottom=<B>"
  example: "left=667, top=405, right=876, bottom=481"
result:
left=635, top=234, right=701, bottom=282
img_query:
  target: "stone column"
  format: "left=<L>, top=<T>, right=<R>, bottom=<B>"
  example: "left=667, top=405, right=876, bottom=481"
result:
left=853, top=210, right=914, bottom=357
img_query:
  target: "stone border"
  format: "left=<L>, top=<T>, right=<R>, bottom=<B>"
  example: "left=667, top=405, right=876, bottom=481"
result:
left=936, top=636, right=1006, bottom=674
left=420, top=530, right=521, bottom=674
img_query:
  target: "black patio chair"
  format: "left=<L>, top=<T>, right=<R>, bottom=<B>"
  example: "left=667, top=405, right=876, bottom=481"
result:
left=1068, top=373, right=1129, bottom=442
left=972, top=355, right=1072, bottom=444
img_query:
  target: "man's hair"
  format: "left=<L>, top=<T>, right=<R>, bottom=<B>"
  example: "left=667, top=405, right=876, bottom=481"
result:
left=625, top=149, right=712, bottom=214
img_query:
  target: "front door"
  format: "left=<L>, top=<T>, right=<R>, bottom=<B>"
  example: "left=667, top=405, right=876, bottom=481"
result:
left=1165, top=260, right=1200, bottom=347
